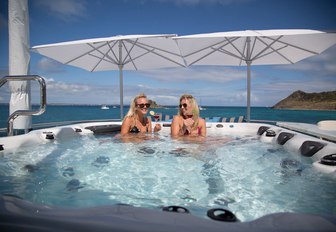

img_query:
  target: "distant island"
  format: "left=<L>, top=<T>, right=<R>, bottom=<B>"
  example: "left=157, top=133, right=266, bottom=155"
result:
left=272, top=90, right=336, bottom=110
left=148, top=99, right=162, bottom=108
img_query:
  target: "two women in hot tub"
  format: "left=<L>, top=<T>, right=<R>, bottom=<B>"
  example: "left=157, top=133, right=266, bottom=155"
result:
left=121, top=93, right=206, bottom=137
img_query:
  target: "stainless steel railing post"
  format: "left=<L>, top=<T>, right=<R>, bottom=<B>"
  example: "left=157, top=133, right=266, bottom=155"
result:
left=0, top=75, right=47, bottom=136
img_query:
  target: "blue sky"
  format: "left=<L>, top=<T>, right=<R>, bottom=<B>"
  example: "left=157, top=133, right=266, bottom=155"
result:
left=1, top=0, right=336, bottom=106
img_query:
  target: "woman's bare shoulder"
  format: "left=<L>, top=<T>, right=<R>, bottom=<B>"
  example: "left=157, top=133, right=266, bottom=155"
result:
left=198, top=117, right=206, bottom=124
left=122, top=116, right=133, bottom=125
left=124, top=115, right=133, bottom=121
left=172, top=115, right=182, bottom=122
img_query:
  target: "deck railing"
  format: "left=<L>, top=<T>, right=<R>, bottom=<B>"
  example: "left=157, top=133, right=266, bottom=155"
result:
left=0, top=75, right=47, bottom=136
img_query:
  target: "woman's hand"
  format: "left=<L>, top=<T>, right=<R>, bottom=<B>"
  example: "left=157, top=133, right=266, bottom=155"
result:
left=182, top=118, right=194, bottom=134
left=154, top=124, right=161, bottom=132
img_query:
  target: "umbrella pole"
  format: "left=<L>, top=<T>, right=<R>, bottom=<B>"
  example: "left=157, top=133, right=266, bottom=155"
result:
left=246, top=37, right=251, bottom=123
left=119, top=41, right=124, bottom=119
left=119, top=65, right=123, bottom=119
left=246, top=62, right=251, bottom=122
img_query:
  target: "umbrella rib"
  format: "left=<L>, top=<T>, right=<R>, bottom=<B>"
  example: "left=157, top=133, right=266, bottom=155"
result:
left=254, top=44, right=290, bottom=61
left=95, top=41, right=120, bottom=64
left=216, top=48, right=245, bottom=64
left=64, top=42, right=108, bottom=65
left=133, top=40, right=184, bottom=57
left=188, top=38, right=241, bottom=65
left=253, top=36, right=295, bottom=63
left=125, top=39, right=186, bottom=67
left=252, top=36, right=320, bottom=64
left=183, top=37, right=241, bottom=65
left=106, top=40, right=120, bottom=64
left=189, top=47, right=221, bottom=65
left=250, top=37, right=258, bottom=60
left=182, top=39, right=234, bottom=58
left=249, top=36, right=282, bottom=61
left=121, top=39, right=139, bottom=70
left=123, top=50, right=153, bottom=70
left=266, top=36, right=320, bottom=55
left=87, top=43, right=119, bottom=71
left=88, top=53, right=118, bottom=67
left=221, top=37, right=248, bottom=65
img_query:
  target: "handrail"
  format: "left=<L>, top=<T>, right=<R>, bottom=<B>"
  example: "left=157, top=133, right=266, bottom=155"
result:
left=0, top=75, right=47, bottom=136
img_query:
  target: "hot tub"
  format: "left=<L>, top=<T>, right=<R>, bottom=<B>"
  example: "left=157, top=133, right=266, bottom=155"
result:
left=0, top=121, right=335, bottom=231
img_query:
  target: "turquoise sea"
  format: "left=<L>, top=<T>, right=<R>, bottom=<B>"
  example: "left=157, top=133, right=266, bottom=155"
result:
left=1, top=104, right=336, bottom=130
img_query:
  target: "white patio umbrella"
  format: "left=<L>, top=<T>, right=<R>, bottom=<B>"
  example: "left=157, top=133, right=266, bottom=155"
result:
left=32, top=34, right=186, bottom=118
left=174, top=29, right=336, bottom=122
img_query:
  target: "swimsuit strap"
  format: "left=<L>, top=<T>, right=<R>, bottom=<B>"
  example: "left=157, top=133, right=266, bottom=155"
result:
left=145, top=117, right=149, bottom=133
left=130, top=115, right=149, bottom=133
left=128, top=116, right=138, bottom=133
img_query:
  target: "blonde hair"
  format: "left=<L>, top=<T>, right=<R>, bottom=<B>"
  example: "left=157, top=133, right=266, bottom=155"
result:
left=178, top=94, right=200, bottom=127
left=125, top=93, right=147, bottom=118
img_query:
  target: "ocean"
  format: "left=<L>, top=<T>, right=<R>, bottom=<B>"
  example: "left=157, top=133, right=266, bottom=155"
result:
left=1, top=104, right=336, bottom=130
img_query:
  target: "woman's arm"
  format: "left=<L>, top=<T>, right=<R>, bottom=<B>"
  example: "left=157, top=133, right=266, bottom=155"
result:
left=199, top=118, right=206, bottom=137
left=171, top=116, right=181, bottom=137
left=120, top=117, right=132, bottom=135
left=147, top=118, right=153, bottom=133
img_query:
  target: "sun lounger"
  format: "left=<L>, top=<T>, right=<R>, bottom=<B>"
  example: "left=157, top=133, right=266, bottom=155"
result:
left=164, top=115, right=170, bottom=121
left=238, top=116, right=245, bottom=123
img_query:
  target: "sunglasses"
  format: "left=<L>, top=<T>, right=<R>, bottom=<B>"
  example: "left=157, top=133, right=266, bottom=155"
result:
left=179, top=103, right=188, bottom=108
left=137, top=103, right=150, bottom=109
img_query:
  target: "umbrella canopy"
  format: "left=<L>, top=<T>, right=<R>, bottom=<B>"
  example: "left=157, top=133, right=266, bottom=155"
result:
left=174, top=29, right=336, bottom=121
left=32, top=34, right=186, bottom=118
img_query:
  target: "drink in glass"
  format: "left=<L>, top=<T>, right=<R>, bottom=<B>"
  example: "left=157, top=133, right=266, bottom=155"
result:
left=154, top=114, right=160, bottom=122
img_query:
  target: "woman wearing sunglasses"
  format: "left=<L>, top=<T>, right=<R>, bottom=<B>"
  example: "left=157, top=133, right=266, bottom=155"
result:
left=121, top=93, right=161, bottom=135
left=171, top=94, right=206, bottom=137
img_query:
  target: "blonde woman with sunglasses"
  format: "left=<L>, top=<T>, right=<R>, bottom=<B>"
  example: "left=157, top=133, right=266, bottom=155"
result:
left=121, top=93, right=161, bottom=135
left=171, top=94, right=206, bottom=137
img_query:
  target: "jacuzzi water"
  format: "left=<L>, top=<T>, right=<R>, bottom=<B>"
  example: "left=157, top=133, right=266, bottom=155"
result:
left=0, top=132, right=335, bottom=222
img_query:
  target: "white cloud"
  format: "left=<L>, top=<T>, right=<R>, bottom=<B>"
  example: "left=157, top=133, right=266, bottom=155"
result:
left=37, top=58, right=64, bottom=73
left=276, top=46, right=336, bottom=76
left=248, top=74, right=336, bottom=107
left=45, top=78, right=90, bottom=92
left=33, top=77, right=124, bottom=104
left=149, top=94, right=179, bottom=104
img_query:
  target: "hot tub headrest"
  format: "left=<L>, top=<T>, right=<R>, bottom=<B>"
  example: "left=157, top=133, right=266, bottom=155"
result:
left=85, top=125, right=121, bottom=134
left=277, top=132, right=295, bottom=145
left=320, top=154, right=336, bottom=166
left=265, top=129, right=276, bottom=137
left=257, top=126, right=270, bottom=136
left=300, top=140, right=325, bottom=157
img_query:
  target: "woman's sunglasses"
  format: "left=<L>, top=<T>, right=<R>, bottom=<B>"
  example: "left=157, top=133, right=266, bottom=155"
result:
left=179, top=103, right=188, bottom=108
left=137, top=103, right=150, bottom=109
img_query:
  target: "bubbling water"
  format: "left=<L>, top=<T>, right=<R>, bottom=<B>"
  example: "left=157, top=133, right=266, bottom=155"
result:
left=0, top=133, right=335, bottom=222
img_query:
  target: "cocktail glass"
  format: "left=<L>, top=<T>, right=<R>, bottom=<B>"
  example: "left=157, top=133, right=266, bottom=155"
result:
left=154, top=113, right=160, bottom=122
